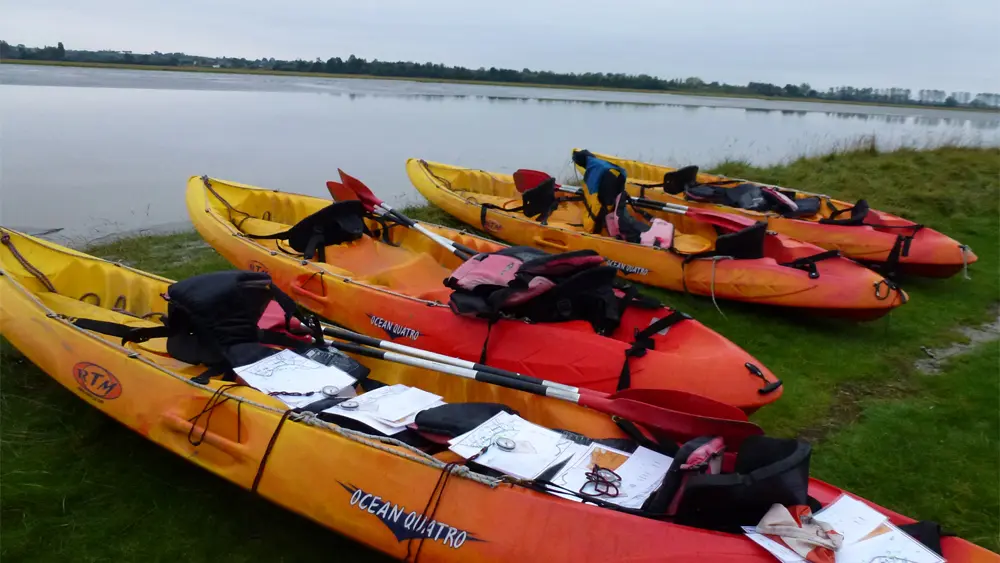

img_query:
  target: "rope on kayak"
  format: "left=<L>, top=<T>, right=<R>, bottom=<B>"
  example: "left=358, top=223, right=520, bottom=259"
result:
left=407, top=461, right=459, bottom=562
left=960, top=244, right=972, bottom=280
left=188, top=382, right=247, bottom=447
left=681, top=255, right=733, bottom=318
left=252, top=409, right=294, bottom=493
left=1, top=232, right=57, bottom=292
left=201, top=175, right=254, bottom=227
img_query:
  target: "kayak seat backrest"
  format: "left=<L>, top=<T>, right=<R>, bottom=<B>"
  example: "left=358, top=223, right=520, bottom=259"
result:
left=819, top=199, right=870, bottom=226
left=456, top=190, right=585, bottom=227
left=243, top=200, right=367, bottom=262
left=673, top=436, right=811, bottom=532
left=713, top=221, right=768, bottom=260
left=661, top=166, right=700, bottom=195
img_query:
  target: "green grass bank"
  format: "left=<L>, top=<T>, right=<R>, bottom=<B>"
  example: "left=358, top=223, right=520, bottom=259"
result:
left=1, top=146, right=997, bottom=560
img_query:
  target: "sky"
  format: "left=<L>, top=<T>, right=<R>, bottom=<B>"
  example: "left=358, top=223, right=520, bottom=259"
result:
left=3, top=0, right=998, bottom=93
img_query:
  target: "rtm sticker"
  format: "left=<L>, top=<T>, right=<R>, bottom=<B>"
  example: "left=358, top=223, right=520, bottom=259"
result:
left=605, top=259, right=649, bottom=276
left=341, top=483, right=482, bottom=549
left=483, top=218, right=502, bottom=232
left=72, top=362, right=122, bottom=400
left=248, top=260, right=269, bottom=273
left=367, top=314, right=420, bottom=341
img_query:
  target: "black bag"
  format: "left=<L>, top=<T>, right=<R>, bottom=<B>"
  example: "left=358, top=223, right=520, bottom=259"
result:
left=414, top=403, right=517, bottom=438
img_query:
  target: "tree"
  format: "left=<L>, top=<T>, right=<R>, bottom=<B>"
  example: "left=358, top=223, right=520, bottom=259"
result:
left=56, top=41, right=65, bottom=59
left=944, top=96, right=958, bottom=107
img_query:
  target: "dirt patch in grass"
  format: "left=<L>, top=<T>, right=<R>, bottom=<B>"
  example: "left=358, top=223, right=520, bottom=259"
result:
left=915, top=307, right=1000, bottom=374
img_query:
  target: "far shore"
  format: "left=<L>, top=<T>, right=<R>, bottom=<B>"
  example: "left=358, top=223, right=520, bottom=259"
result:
left=6, top=59, right=996, bottom=114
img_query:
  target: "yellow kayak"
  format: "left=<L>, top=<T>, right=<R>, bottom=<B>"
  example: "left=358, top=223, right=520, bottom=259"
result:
left=2, top=228, right=992, bottom=562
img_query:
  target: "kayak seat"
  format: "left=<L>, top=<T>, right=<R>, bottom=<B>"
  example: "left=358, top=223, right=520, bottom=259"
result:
left=672, top=234, right=714, bottom=255
left=234, top=215, right=455, bottom=302
left=456, top=191, right=585, bottom=227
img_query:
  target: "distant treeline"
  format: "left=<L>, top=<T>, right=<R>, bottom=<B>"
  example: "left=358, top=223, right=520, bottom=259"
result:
left=4, top=40, right=999, bottom=109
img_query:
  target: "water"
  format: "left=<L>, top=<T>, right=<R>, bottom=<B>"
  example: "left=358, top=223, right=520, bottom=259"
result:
left=2, top=65, right=998, bottom=242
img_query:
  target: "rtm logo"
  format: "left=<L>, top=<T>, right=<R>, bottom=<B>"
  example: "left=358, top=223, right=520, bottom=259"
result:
left=72, top=362, right=122, bottom=400
left=248, top=260, right=269, bottom=273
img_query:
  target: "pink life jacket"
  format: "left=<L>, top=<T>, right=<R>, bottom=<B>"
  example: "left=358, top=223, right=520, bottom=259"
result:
left=444, top=246, right=626, bottom=333
left=607, top=193, right=675, bottom=249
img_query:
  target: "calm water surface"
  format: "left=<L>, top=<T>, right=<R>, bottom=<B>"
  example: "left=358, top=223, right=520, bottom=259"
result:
left=2, top=65, right=998, bottom=242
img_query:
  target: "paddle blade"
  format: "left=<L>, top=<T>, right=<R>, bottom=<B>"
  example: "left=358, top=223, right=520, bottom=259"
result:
left=611, top=388, right=749, bottom=422
left=683, top=207, right=757, bottom=232
left=338, top=169, right=381, bottom=212
left=583, top=394, right=763, bottom=449
left=513, top=169, right=553, bottom=194
left=326, top=181, right=358, bottom=202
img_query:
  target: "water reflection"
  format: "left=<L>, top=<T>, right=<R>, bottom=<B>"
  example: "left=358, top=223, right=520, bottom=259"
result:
left=2, top=65, right=999, bottom=241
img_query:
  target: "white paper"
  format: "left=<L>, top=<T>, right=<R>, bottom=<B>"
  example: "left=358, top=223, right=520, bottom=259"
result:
left=448, top=412, right=575, bottom=480
left=235, top=349, right=357, bottom=407
left=323, top=384, right=444, bottom=436
left=368, top=387, right=443, bottom=424
left=813, top=495, right=888, bottom=545
left=742, top=527, right=806, bottom=563
left=835, top=522, right=944, bottom=563
left=611, top=446, right=673, bottom=509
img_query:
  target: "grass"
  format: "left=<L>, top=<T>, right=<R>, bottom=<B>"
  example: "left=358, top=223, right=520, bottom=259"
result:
left=7, top=59, right=996, bottom=113
left=2, top=146, right=998, bottom=558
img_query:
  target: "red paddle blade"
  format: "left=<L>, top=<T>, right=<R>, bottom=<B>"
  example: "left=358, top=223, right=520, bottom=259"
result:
left=513, top=169, right=553, bottom=194
left=584, top=395, right=763, bottom=449
left=611, top=388, right=749, bottom=422
left=326, top=181, right=358, bottom=202
left=683, top=207, right=757, bottom=232
left=337, top=169, right=381, bottom=212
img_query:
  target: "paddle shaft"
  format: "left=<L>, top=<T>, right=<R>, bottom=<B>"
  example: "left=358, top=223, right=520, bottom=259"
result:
left=371, top=203, right=476, bottom=261
left=324, top=337, right=583, bottom=402
left=322, top=324, right=583, bottom=394
left=321, top=336, right=763, bottom=446
left=557, top=185, right=689, bottom=215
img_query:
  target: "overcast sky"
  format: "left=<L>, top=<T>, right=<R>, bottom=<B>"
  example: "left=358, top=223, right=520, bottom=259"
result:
left=3, top=0, right=998, bottom=92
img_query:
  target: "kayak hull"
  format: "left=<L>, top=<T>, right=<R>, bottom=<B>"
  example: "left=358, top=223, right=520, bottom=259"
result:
left=582, top=150, right=977, bottom=278
left=2, top=229, right=993, bottom=563
left=186, top=177, right=781, bottom=412
left=406, top=159, right=906, bottom=320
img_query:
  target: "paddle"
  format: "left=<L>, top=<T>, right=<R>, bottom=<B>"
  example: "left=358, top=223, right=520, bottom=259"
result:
left=320, top=334, right=764, bottom=448
left=513, top=169, right=757, bottom=233
left=321, top=324, right=753, bottom=420
left=327, top=170, right=477, bottom=261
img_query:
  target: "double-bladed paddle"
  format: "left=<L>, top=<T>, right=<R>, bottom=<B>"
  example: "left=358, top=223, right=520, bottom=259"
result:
left=326, top=170, right=477, bottom=260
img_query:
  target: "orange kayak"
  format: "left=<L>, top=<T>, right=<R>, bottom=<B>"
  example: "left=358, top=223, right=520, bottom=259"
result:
left=406, top=159, right=907, bottom=320
left=578, top=149, right=977, bottom=278
left=186, top=176, right=781, bottom=412
left=1, top=228, right=994, bottom=563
